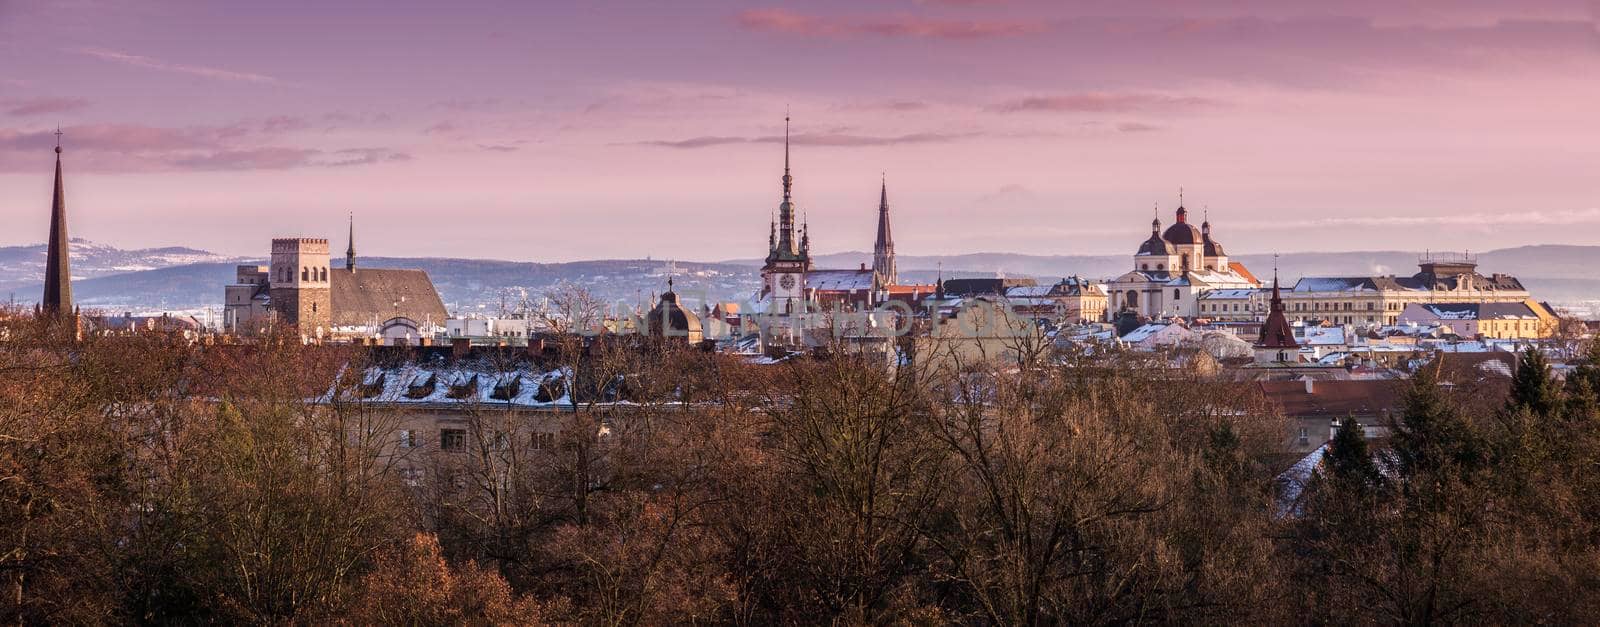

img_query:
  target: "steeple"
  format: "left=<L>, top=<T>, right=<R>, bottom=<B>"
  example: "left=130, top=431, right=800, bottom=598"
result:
left=42, top=128, right=72, bottom=317
left=345, top=212, right=356, bottom=271
left=767, top=114, right=805, bottom=263
left=873, top=174, right=897, bottom=286
left=935, top=262, right=945, bottom=300
left=1257, top=255, right=1297, bottom=350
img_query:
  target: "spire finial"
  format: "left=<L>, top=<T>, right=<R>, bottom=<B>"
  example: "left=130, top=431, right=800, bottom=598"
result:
left=1179, top=186, right=1184, bottom=207
left=54, top=127, right=63, bottom=154
left=781, top=111, right=793, bottom=203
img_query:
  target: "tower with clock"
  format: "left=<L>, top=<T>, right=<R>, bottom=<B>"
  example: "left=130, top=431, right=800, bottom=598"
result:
left=761, top=116, right=812, bottom=315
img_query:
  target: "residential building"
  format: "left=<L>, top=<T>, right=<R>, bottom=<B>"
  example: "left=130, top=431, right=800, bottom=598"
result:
left=1397, top=300, right=1559, bottom=339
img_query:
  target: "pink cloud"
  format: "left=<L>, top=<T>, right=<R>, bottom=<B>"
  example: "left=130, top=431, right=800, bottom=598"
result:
left=3, top=97, right=91, bottom=117
left=989, top=93, right=1218, bottom=113
left=735, top=8, right=1045, bottom=40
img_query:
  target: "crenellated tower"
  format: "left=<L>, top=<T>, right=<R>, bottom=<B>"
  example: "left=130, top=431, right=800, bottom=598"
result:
left=269, top=237, right=332, bottom=336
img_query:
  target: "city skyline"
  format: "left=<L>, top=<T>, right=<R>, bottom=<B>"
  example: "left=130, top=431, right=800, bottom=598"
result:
left=3, top=1, right=1599, bottom=262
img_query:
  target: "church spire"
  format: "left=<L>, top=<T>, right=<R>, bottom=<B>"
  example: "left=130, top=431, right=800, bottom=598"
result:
left=873, top=174, right=897, bottom=286
left=768, top=113, right=805, bottom=262
left=345, top=212, right=356, bottom=271
left=42, top=128, right=72, bottom=317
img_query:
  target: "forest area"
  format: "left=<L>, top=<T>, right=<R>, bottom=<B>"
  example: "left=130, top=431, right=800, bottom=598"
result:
left=3, top=317, right=1600, bottom=625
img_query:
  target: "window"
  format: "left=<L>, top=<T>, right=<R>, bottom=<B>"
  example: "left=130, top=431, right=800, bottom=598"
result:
left=301, top=267, right=308, bottom=281
left=400, top=467, right=423, bottom=487
left=1173, top=289, right=1181, bottom=300
left=399, top=430, right=417, bottom=448
left=1366, top=302, right=1375, bottom=310
left=1142, top=264, right=1149, bottom=270
left=440, top=428, right=466, bottom=451
left=1157, top=264, right=1165, bottom=270
left=531, top=432, right=555, bottom=450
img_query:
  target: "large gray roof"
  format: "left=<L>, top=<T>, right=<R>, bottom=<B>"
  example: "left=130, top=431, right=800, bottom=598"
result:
left=330, top=267, right=447, bottom=326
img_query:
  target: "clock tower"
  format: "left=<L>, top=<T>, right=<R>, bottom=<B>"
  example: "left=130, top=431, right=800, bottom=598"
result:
left=762, top=116, right=811, bottom=314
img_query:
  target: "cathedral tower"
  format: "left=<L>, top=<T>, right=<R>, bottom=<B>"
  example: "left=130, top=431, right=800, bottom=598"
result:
left=269, top=237, right=332, bottom=335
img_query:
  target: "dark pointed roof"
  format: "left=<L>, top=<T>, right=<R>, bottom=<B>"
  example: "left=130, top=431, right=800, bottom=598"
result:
left=1258, top=272, right=1298, bottom=350
left=345, top=213, right=356, bottom=271
left=42, top=135, right=72, bottom=316
left=872, top=176, right=896, bottom=284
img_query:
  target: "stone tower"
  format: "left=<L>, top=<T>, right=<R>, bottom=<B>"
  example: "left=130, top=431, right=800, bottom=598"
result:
left=269, top=237, right=332, bottom=335
left=761, top=116, right=811, bottom=314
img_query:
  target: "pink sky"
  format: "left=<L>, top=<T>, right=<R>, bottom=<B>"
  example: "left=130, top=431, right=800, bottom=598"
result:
left=1, top=0, right=1598, bottom=261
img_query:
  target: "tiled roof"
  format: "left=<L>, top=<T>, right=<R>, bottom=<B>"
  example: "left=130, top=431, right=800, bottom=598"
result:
left=331, top=268, right=448, bottom=327
left=1257, top=379, right=1402, bottom=419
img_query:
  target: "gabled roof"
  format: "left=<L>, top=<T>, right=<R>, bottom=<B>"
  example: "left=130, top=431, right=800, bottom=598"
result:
left=1256, top=379, right=1402, bottom=419
left=330, top=268, right=448, bottom=327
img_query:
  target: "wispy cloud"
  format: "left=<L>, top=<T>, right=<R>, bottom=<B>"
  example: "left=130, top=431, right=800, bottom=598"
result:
left=989, top=93, right=1217, bottom=113
left=736, top=8, right=1045, bottom=40
left=74, top=47, right=281, bottom=84
left=1233, top=208, right=1600, bottom=231
left=3, top=97, right=91, bottom=117
left=0, top=123, right=409, bottom=172
left=639, top=130, right=979, bottom=149
left=478, top=144, right=519, bottom=152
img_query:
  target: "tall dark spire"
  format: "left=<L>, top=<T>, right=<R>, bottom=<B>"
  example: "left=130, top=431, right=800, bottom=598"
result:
left=345, top=212, right=356, bottom=271
left=42, top=128, right=72, bottom=316
left=767, top=114, right=805, bottom=263
left=1258, top=253, right=1297, bottom=350
left=872, top=174, right=897, bottom=286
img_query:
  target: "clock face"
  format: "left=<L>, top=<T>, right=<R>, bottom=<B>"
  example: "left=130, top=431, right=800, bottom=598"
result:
left=779, top=274, right=796, bottom=290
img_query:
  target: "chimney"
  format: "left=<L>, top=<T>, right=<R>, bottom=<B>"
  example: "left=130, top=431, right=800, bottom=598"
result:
left=1303, top=377, right=1315, bottom=395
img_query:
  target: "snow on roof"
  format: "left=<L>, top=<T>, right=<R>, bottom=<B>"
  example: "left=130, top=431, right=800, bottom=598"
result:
left=1005, top=285, right=1055, bottom=298
left=1301, top=326, right=1347, bottom=345
left=807, top=269, right=876, bottom=292
left=1293, top=277, right=1371, bottom=292
left=1200, top=289, right=1259, bottom=300
left=1277, top=443, right=1327, bottom=503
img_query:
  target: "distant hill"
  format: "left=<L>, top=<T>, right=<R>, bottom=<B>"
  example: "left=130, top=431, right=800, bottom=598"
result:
left=0, top=238, right=241, bottom=297
left=728, top=245, right=1600, bottom=282
left=4, top=242, right=1596, bottom=314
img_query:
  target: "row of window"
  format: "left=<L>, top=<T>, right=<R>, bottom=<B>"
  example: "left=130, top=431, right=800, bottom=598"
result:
left=398, top=428, right=557, bottom=451
left=278, top=265, right=329, bottom=283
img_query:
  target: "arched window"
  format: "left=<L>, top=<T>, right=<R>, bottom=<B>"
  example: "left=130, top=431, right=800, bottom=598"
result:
left=1173, top=289, right=1181, bottom=300
left=319, top=267, right=327, bottom=282
left=301, top=267, right=308, bottom=281
left=1126, top=291, right=1139, bottom=308
left=1141, top=264, right=1149, bottom=271
left=1157, top=264, right=1165, bottom=271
